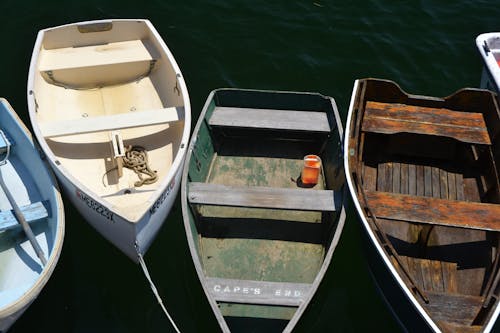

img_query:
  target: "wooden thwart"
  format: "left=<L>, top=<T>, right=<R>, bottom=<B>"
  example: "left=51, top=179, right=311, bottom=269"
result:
left=362, top=101, right=491, bottom=145
left=205, top=277, right=311, bottom=306
left=39, top=107, right=181, bottom=138
left=188, top=182, right=338, bottom=211
left=0, top=201, right=48, bottom=232
left=209, top=106, right=331, bottom=133
left=39, top=40, right=155, bottom=72
left=365, top=190, right=500, bottom=231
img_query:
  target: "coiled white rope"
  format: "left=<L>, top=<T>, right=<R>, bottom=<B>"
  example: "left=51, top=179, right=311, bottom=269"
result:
left=136, top=245, right=181, bottom=333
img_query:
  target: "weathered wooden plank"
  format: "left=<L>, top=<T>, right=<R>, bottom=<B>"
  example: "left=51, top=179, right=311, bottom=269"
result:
left=400, top=163, right=409, bottom=195
left=39, top=107, right=181, bottom=138
left=424, top=291, right=483, bottom=326
left=430, top=260, right=444, bottom=292
left=424, top=166, right=433, bottom=197
left=0, top=201, right=48, bottom=232
left=420, top=259, right=433, bottom=291
left=377, top=163, right=386, bottom=192
left=436, top=321, right=482, bottom=333
left=209, top=106, right=331, bottom=133
left=456, top=173, right=465, bottom=201
left=408, top=164, right=416, bottom=195
left=392, top=162, right=401, bottom=193
left=362, top=101, right=491, bottom=145
left=439, top=169, right=449, bottom=200
left=365, top=190, right=500, bottom=231
left=442, top=261, right=458, bottom=294
left=432, top=167, right=441, bottom=198
left=448, top=172, right=457, bottom=201
left=188, top=182, right=338, bottom=211
left=205, top=277, right=311, bottom=306
left=416, top=165, right=425, bottom=196
left=362, top=164, right=377, bottom=191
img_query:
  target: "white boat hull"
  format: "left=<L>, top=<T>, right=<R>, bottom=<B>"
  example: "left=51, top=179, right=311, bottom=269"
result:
left=27, top=19, right=191, bottom=261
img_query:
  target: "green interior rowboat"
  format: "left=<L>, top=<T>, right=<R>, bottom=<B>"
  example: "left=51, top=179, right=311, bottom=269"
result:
left=181, top=88, right=347, bottom=332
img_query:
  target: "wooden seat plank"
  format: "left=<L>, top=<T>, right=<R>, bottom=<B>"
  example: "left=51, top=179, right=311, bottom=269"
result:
left=205, top=277, right=311, bottom=306
left=362, top=101, right=491, bottom=145
left=39, top=107, right=181, bottom=138
left=208, top=106, right=331, bottom=133
left=365, top=190, right=500, bottom=231
left=0, top=201, right=48, bottom=232
left=39, top=40, right=154, bottom=72
left=188, top=182, right=338, bottom=212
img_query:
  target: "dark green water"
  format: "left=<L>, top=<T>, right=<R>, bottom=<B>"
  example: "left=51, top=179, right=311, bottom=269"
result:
left=3, top=1, right=500, bottom=332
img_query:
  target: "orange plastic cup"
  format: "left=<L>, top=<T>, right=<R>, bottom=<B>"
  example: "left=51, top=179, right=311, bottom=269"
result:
left=301, top=155, right=321, bottom=185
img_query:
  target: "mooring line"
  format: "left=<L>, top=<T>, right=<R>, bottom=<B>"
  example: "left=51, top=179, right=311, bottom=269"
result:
left=136, top=246, right=181, bottom=333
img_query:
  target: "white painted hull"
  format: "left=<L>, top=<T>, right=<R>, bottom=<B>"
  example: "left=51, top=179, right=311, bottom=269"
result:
left=27, top=19, right=191, bottom=261
left=476, top=33, right=500, bottom=93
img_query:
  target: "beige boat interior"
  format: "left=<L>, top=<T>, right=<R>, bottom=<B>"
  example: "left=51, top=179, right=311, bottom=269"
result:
left=31, top=21, right=186, bottom=221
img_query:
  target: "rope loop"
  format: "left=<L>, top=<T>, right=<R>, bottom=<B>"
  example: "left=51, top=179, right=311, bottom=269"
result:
left=123, top=145, right=158, bottom=187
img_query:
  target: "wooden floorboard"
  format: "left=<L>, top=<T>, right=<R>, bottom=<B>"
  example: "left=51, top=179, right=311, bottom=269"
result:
left=424, top=291, right=483, bottom=326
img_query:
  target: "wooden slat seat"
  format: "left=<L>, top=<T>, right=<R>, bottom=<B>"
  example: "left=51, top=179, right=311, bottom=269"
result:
left=365, top=190, right=500, bottom=231
left=188, top=182, right=339, bottom=211
left=205, top=277, right=311, bottom=306
left=208, top=106, right=331, bottom=133
left=39, top=40, right=155, bottom=72
left=0, top=201, right=48, bottom=232
left=39, top=107, right=181, bottom=138
left=362, top=101, right=491, bottom=145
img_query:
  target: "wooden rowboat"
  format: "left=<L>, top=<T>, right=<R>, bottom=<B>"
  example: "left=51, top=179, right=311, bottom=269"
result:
left=181, top=88, right=347, bottom=332
left=0, top=99, right=64, bottom=331
left=345, top=78, right=500, bottom=332
left=27, top=19, right=190, bottom=261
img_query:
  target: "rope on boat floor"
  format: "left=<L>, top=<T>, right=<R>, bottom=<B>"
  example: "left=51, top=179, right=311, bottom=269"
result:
left=137, top=248, right=181, bottom=333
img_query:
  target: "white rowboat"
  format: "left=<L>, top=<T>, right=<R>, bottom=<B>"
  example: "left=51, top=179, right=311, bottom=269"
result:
left=27, top=19, right=191, bottom=261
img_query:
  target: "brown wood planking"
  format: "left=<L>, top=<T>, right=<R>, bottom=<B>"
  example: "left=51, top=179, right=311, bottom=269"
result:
left=420, top=259, right=433, bottom=291
left=439, top=169, right=449, bottom=200
left=365, top=191, right=500, bottom=231
left=424, top=166, right=433, bottom=197
left=448, top=172, right=457, bottom=200
left=441, top=262, right=458, bottom=294
left=424, top=291, right=483, bottom=326
left=416, top=165, right=425, bottom=196
left=408, top=164, right=417, bottom=195
left=432, top=167, right=441, bottom=198
left=393, top=162, right=401, bottom=193
left=436, top=321, right=482, bottom=333
left=400, top=163, right=409, bottom=194
left=430, top=260, right=444, bottom=292
left=456, top=173, right=465, bottom=201
left=362, top=164, right=377, bottom=191
left=362, top=101, right=491, bottom=145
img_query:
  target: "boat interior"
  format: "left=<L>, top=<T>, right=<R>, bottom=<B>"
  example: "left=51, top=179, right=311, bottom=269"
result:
left=0, top=102, right=58, bottom=310
left=350, top=79, right=500, bottom=332
left=185, top=90, right=345, bottom=327
left=30, top=21, right=185, bottom=218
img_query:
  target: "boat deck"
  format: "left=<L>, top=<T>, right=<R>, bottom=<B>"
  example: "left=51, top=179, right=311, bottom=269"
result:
left=199, top=154, right=326, bottom=283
